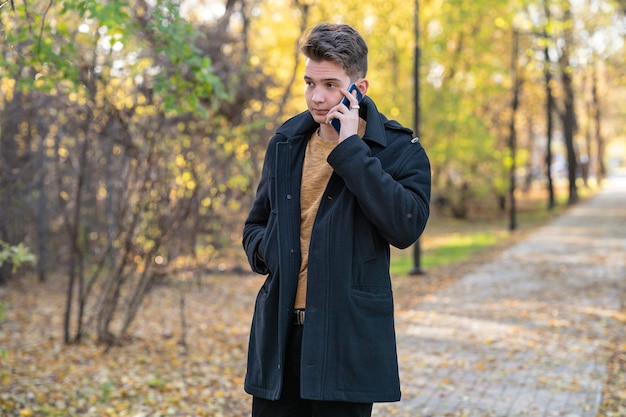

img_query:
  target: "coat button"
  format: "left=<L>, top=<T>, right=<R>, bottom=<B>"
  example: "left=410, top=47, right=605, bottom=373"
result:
left=286, top=194, right=292, bottom=200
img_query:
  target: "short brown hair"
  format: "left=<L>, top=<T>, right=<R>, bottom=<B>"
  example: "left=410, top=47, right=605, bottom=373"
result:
left=300, top=23, right=368, bottom=81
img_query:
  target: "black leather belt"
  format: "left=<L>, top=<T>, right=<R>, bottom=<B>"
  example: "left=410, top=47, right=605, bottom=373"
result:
left=293, top=309, right=305, bottom=325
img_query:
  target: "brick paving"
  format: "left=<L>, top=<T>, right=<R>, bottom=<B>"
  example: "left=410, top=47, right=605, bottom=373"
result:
left=375, top=175, right=626, bottom=417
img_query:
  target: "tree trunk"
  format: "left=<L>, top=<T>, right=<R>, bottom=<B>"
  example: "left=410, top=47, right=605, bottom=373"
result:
left=542, top=3, right=556, bottom=210
left=561, top=69, right=578, bottom=204
left=591, top=64, right=606, bottom=181
left=559, top=3, right=579, bottom=205
left=36, top=136, right=49, bottom=283
left=507, top=30, right=522, bottom=231
left=0, top=91, right=27, bottom=285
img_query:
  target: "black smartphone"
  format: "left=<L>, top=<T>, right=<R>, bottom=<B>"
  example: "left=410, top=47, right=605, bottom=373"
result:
left=331, top=83, right=363, bottom=133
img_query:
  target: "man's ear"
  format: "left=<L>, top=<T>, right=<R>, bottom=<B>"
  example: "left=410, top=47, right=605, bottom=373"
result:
left=357, top=79, right=369, bottom=96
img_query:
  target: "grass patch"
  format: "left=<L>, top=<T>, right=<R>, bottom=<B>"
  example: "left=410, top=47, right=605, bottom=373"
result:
left=390, top=231, right=507, bottom=275
left=391, top=182, right=596, bottom=276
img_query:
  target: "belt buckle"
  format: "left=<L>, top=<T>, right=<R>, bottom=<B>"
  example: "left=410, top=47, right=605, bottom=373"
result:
left=293, top=309, right=305, bottom=325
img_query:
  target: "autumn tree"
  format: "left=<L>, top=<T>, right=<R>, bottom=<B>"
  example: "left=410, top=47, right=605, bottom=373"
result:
left=0, top=0, right=271, bottom=345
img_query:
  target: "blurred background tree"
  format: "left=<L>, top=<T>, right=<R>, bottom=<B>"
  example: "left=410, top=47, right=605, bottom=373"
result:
left=1, top=0, right=624, bottom=345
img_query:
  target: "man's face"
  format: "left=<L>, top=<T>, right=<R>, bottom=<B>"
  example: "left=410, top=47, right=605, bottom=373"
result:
left=304, top=59, right=352, bottom=126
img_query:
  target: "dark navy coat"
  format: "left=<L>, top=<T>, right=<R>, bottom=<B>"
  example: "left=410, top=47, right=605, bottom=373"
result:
left=242, top=96, right=431, bottom=403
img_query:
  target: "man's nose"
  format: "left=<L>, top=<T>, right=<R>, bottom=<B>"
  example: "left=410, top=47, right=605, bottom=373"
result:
left=311, top=89, right=324, bottom=103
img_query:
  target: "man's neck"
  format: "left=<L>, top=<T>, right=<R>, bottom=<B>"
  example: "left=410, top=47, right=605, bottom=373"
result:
left=317, top=124, right=340, bottom=143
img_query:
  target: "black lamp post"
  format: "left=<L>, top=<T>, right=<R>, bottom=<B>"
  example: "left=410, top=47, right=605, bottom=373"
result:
left=409, top=0, right=426, bottom=275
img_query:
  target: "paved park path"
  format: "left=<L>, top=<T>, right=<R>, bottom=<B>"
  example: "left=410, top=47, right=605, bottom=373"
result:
left=375, top=175, right=626, bottom=417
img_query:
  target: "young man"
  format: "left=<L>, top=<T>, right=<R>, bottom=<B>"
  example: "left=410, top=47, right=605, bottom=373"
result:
left=242, top=23, right=431, bottom=417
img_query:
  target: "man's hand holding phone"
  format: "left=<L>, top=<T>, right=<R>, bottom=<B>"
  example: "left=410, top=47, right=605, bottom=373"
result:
left=328, top=83, right=363, bottom=142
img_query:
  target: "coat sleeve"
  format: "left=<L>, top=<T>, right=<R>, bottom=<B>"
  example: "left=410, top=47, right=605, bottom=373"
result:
left=327, top=133, right=431, bottom=249
left=242, top=139, right=274, bottom=275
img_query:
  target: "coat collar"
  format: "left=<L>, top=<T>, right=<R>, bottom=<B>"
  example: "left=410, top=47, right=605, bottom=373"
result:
left=276, top=96, right=389, bottom=148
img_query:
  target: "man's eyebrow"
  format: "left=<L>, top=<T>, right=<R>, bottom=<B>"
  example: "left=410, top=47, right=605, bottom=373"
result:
left=303, top=75, right=343, bottom=83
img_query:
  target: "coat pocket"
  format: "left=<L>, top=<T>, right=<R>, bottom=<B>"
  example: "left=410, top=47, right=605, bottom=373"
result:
left=349, top=287, right=394, bottom=316
left=260, top=211, right=279, bottom=273
left=332, top=288, right=399, bottom=394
